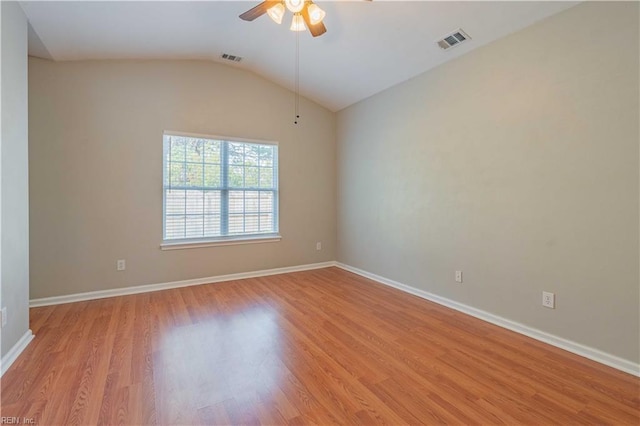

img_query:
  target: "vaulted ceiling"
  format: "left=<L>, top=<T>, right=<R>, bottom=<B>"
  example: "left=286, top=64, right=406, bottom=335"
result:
left=22, top=1, right=577, bottom=111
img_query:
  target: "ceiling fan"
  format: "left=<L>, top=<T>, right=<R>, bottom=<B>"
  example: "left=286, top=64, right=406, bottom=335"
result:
left=239, top=0, right=328, bottom=37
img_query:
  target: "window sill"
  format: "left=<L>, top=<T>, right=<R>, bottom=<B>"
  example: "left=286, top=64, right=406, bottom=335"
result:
left=160, top=235, right=282, bottom=250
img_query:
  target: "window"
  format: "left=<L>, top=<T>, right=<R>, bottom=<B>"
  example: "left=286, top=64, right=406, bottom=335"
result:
left=162, top=132, right=279, bottom=248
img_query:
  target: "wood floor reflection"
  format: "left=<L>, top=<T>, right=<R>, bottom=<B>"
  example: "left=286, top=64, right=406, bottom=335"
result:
left=1, top=267, right=639, bottom=425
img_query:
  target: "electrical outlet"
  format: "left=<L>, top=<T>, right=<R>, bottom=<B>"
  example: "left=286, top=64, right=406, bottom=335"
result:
left=542, top=291, right=555, bottom=309
left=117, top=259, right=126, bottom=271
left=1, top=307, right=7, bottom=328
left=455, top=270, right=463, bottom=283
left=316, top=242, right=322, bottom=251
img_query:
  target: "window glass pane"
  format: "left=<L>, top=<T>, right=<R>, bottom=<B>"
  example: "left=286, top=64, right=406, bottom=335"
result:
left=166, top=190, right=185, bottom=215
left=245, top=166, right=259, bottom=187
left=186, top=164, right=203, bottom=187
left=259, top=168, right=273, bottom=188
left=245, top=145, right=259, bottom=166
left=204, top=191, right=220, bottom=215
left=259, top=192, right=273, bottom=212
left=229, top=143, right=244, bottom=165
left=204, top=215, right=221, bottom=236
left=260, top=213, right=273, bottom=232
left=165, top=215, right=185, bottom=239
left=185, top=190, right=203, bottom=215
left=228, top=214, right=244, bottom=234
left=229, top=191, right=244, bottom=214
left=204, top=140, right=221, bottom=164
left=245, top=214, right=259, bottom=234
left=170, top=163, right=186, bottom=187
left=245, top=191, right=259, bottom=213
left=185, top=215, right=204, bottom=238
left=170, top=137, right=186, bottom=162
left=229, top=165, right=244, bottom=187
left=204, top=164, right=221, bottom=187
left=186, top=139, right=204, bottom=163
left=259, top=146, right=273, bottom=167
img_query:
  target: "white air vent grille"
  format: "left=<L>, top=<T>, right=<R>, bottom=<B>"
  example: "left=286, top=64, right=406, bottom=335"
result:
left=437, top=29, right=471, bottom=50
left=221, top=53, right=243, bottom=62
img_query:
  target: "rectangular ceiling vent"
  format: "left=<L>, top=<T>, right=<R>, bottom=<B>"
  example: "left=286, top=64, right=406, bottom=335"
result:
left=436, top=29, right=471, bottom=51
left=221, top=53, right=243, bottom=63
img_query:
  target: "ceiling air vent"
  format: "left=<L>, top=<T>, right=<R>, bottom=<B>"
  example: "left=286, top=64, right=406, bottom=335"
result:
left=436, top=29, right=471, bottom=51
left=221, top=53, right=243, bottom=63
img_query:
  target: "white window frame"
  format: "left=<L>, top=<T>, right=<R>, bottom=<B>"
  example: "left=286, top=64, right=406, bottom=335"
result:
left=160, top=131, right=281, bottom=250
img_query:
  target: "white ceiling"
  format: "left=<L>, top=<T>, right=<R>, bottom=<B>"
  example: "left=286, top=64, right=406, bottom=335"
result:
left=22, top=1, right=578, bottom=111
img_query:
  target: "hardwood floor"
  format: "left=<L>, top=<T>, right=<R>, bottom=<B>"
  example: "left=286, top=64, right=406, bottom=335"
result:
left=1, top=267, right=638, bottom=425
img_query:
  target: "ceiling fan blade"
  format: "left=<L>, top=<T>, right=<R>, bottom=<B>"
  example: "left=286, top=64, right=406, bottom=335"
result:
left=239, top=1, right=280, bottom=21
left=301, top=2, right=327, bottom=37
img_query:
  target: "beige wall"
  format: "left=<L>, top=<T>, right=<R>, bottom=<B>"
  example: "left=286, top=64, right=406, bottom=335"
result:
left=1, top=2, right=30, bottom=358
left=29, top=59, right=336, bottom=299
left=337, top=2, right=639, bottom=363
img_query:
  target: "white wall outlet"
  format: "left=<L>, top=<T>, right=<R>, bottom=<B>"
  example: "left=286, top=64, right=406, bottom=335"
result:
left=316, top=242, right=322, bottom=251
left=117, top=259, right=126, bottom=271
left=1, top=307, right=7, bottom=328
left=455, top=270, right=463, bottom=283
left=542, top=291, right=555, bottom=309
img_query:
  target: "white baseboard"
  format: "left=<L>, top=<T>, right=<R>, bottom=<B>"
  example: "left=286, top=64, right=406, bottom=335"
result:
left=1, top=330, right=34, bottom=376
left=335, top=262, right=640, bottom=377
left=29, top=261, right=336, bottom=308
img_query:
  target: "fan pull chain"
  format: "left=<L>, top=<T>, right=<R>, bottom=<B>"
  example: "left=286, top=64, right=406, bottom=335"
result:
left=294, top=28, right=300, bottom=125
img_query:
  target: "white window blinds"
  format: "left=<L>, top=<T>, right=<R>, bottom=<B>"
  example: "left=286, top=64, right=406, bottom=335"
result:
left=163, top=133, right=279, bottom=242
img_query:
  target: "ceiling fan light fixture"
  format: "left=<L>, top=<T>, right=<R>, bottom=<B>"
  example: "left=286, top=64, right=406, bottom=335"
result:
left=267, top=3, right=285, bottom=24
left=307, top=4, right=326, bottom=25
left=285, top=0, right=305, bottom=14
left=290, top=13, right=306, bottom=31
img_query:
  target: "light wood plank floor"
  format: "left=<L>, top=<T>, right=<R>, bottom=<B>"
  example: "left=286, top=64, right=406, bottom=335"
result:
left=1, top=267, right=638, bottom=425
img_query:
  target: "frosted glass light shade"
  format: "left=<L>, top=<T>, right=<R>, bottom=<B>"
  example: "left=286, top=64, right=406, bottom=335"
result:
left=307, top=4, right=325, bottom=25
left=285, top=0, right=304, bottom=13
left=290, top=13, right=306, bottom=31
left=267, top=3, right=285, bottom=24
